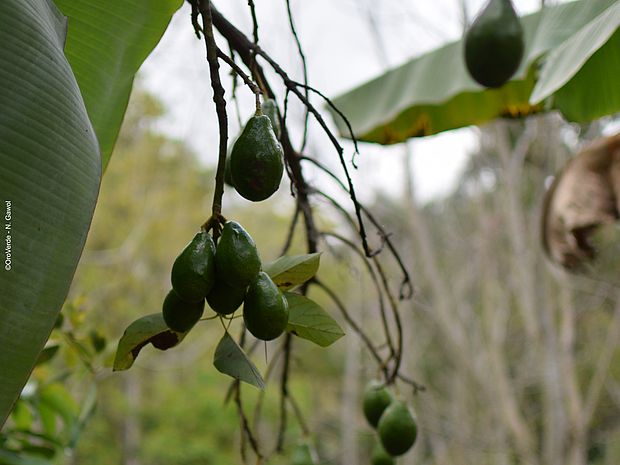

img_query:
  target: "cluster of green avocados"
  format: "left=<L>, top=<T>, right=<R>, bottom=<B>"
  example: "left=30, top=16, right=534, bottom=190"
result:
left=464, top=0, right=524, bottom=88
left=363, top=381, right=417, bottom=464
left=162, top=99, right=289, bottom=339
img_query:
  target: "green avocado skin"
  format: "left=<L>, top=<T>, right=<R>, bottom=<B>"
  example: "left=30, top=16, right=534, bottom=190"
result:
left=162, top=289, right=205, bottom=332
left=230, top=115, right=284, bottom=202
left=371, top=442, right=395, bottom=465
left=363, top=381, right=393, bottom=428
left=206, top=278, right=247, bottom=315
left=378, top=400, right=417, bottom=456
left=464, top=0, right=524, bottom=88
left=215, top=221, right=261, bottom=287
left=243, top=272, right=289, bottom=341
left=171, top=231, right=216, bottom=302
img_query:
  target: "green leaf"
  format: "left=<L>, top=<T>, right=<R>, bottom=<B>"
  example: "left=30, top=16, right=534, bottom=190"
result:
left=0, top=0, right=101, bottom=427
left=285, top=293, right=345, bottom=347
left=213, top=332, right=265, bottom=390
left=0, top=450, right=54, bottom=465
left=530, top=2, right=620, bottom=104
left=38, top=384, right=79, bottom=428
left=54, top=0, right=183, bottom=169
left=328, top=0, right=618, bottom=144
left=10, top=400, right=34, bottom=431
left=34, top=345, right=60, bottom=367
left=113, top=313, right=188, bottom=371
left=263, top=253, right=321, bottom=291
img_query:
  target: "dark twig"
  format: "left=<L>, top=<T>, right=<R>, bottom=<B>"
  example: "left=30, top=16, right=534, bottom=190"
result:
left=276, top=334, right=293, bottom=451
left=216, top=47, right=261, bottom=111
left=284, top=0, right=310, bottom=151
left=312, top=278, right=388, bottom=379
left=196, top=0, right=228, bottom=237
left=321, top=231, right=396, bottom=363
left=234, top=381, right=263, bottom=459
left=302, top=155, right=414, bottom=299
left=280, top=204, right=301, bottom=256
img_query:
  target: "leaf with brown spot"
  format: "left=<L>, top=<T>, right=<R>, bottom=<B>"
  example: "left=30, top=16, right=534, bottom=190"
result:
left=542, top=132, right=620, bottom=269
left=263, top=253, right=321, bottom=291
left=113, top=313, right=189, bottom=371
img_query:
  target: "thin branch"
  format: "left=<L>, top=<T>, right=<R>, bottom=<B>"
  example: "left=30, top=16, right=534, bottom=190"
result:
left=196, top=0, right=228, bottom=235
left=312, top=278, right=388, bottom=379
left=284, top=0, right=310, bottom=151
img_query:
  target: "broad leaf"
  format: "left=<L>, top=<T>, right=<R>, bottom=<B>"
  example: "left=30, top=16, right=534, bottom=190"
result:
left=329, top=0, right=618, bottom=144
left=285, top=293, right=345, bottom=347
left=54, top=0, right=183, bottom=169
left=0, top=0, right=101, bottom=426
left=263, top=253, right=321, bottom=291
left=113, top=313, right=188, bottom=371
left=213, top=332, right=265, bottom=390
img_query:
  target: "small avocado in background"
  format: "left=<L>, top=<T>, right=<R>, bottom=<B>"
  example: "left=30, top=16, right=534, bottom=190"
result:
left=171, top=231, right=216, bottom=302
left=215, top=221, right=261, bottom=287
left=464, top=0, right=524, bottom=88
left=162, top=289, right=205, bottom=332
left=378, top=400, right=417, bottom=456
left=261, top=98, right=281, bottom=139
left=243, top=271, right=288, bottom=341
left=230, top=114, right=284, bottom=202
left=206, top=278, right=247, bottom=315
left=371, top=441, right=395, bottom=465
left=363, top=380, right=393, bottom=428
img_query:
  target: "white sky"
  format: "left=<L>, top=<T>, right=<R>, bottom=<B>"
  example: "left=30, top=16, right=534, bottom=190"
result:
left=140, top=0, right=557, bottom=203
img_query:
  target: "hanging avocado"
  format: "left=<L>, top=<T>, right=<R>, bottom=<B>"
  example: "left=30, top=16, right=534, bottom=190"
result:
left=377, top=400, right=417, bottom=456
left=162, top=289, right=205, bottom=332
left=171, top=231, right=216, bottom=302
left=464, top=0, right=524, bottom=88
left=230, top=114, right=284, bottom=202
left=243, top=272, right=289, bottom=341
left=214, top=221, right=261, bottom=288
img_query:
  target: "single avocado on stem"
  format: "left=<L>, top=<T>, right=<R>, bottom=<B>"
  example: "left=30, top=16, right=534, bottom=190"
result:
left=171, top=231, right=216, bottom=302
left=162, top=289, right=205, bottom=332
left=371, top=441, right=395, bottom=465
left=363, top=380, right=394, bottom=428
left=215, top=221, right=261, bottom=288
left=261, top=98, right=281, bottom=139
left=464, top=0, right=524, bottom=88
left=230, top=114, right=284, bottom=202
left=206, top=277, right=247, bottom=315
left=243, top=271, right=289, bottom=341
left=377, top=400, right=417, bottom=456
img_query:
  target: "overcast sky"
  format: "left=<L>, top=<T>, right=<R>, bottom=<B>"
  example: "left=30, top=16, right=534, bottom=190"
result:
left=140, top=0, right=560, bottom=202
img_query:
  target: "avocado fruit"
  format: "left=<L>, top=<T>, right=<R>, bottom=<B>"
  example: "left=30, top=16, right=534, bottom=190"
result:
left=171, top=231, right=216, bottom=302
left=371, top=441, right=395, bottom=465
left=261, top=99, right=281, bottom=139
left=464, top=0, right=524, bottom=88
left=363, top=381, right=393, bottom=428
left=206, top=278, right=247, bottom=315
left=378, top=400, right=417, bottom=456
left=215, top=221, right=261, bottom=287
left=243, top=272, right=289, bottom=341
left=162, top=289, right=205, bottom=332
left=230, top=114, right=284, bottom=202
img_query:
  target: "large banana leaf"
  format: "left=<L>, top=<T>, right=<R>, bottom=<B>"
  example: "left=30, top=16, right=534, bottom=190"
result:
left=328, top=0, right=619, bottom=144
left=0, top=0, right=182, bottom=428
left=54, top=0, right=184, bottom=169
left=0, top=0, right=100, bottom=426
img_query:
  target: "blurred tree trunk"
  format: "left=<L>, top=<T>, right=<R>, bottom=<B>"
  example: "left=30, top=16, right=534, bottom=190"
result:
left=122, top=374, right=142, bottom=465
